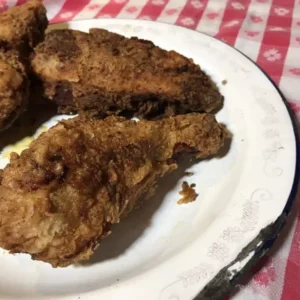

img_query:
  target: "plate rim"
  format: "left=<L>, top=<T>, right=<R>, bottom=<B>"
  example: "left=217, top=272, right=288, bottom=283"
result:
left=1, top=18, right=297, bottom=300
left=194, top=43, right=300, bottom=299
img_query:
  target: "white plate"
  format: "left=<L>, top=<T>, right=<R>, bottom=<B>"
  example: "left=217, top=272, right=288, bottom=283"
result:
left=0, top=19, right=298, bottom=300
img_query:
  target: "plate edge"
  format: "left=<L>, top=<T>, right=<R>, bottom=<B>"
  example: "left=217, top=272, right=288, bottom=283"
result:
left=195, top=45, right=300, bottom=300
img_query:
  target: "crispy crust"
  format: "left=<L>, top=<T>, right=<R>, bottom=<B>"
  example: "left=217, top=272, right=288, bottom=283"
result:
left=0, top=113, right=226, bottom=267
left=32, top=28, right=223, bottom=118
left=0, top=49, right=29, bottom=131
left=0, top=1, right=48, bottom=131
left=0, top=0, right=48, bottom=54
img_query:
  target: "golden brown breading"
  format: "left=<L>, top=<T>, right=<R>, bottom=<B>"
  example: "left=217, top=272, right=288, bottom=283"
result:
left=0, top=114, right=226, bottom=267
left=0, top=1, right=47, bottom=131
left=0, top=0, right=48, bottom=54
left=0, top=49, right=29, bottom=131
left=31, top=28, right=223, bottom=118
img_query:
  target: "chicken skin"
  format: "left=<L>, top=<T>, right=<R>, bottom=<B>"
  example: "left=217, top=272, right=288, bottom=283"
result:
left=0, top=0, right=48, bottom=55
left=0, top=49, right=29, bottom=130
left=0, top=114, right=226, bottom=267
left=0, top=0, right=48, bottom=131
left=31, top=28, right=223, bottom=118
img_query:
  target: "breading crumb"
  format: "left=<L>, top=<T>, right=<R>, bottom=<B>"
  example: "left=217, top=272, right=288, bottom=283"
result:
left=184, top=171, right=194, bottom=177
left=178, top=181, right=198, bottom=204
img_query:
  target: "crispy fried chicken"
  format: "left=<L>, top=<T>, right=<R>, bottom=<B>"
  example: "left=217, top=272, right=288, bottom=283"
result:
left=0, top=0, right=48, bottom=131
left=0, top=49, right=29, bottom=130
left=31, top=28, right=223, bottom=119
left=0, top=0, right=48, bottom=55
left=0, top=114, right=226, bottom=267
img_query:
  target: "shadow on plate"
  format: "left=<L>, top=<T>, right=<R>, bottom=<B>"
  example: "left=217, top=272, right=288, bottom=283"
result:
left=0, top=100, right=57, bottom=152
left=218, top=129, right=232, bottom=158
left=83, top=134, right=232, bottom=266
left=82, top=156, right=198, bottom=265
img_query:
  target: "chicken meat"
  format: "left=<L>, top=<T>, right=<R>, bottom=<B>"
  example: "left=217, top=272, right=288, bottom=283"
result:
left=0, top=0, right=47, bottom=131
left=0, top=0, right=48, bottom=55
left=31, top=28, right=223, bottom=118
left=0, top=49, right=29, bottom=130
left=0, top=113, right=226, bottom=267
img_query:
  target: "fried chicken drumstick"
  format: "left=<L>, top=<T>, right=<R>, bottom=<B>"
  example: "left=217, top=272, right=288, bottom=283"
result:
left=0, top=1, right=47, bottom=131
left=0, top=114, right=226, bottom=267
left=31, top=28, right=223, bottom=119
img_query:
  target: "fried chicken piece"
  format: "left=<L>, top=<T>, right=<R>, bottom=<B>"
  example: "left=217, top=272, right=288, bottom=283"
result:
left=0, top=1, right=48, bottom=131
left=0, top=0, right=48, bottom=55
left=0, top=49, right=29, bottom=130
left=31, top=29, right=223, bottom=119
left=0, top=113, right=226, bottom=267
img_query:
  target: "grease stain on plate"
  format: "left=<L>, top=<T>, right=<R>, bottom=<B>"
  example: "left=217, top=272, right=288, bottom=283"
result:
left=1, top=125, right=48, bottom=159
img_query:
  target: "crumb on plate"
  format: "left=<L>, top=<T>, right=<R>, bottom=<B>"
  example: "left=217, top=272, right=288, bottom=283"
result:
left=184, top=171, right=194, bottom=177
left=177, top=181, right=198, bottom=205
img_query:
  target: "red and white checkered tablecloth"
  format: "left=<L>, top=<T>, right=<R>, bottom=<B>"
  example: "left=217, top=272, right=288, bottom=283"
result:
left=1, top=0, right=300, bottom=299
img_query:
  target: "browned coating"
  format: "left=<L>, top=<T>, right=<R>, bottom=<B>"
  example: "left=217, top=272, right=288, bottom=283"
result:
left=0, top=113, right=226, bottom=267
left=0, top=1, right=48, bottom=131
left=31, top=28, right=223, bottom=119
left=0, top=0, right=48, bottom=55
left=0, top=49, right=29, bottom=131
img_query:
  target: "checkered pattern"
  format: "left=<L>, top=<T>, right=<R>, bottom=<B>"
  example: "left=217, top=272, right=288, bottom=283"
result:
left=2, top=0, right=300, bottom=299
